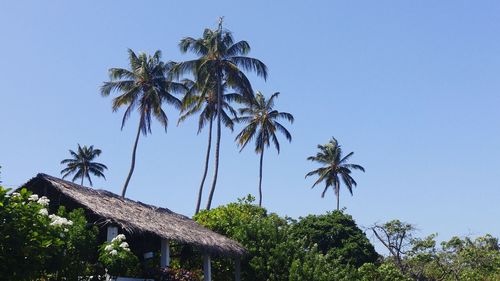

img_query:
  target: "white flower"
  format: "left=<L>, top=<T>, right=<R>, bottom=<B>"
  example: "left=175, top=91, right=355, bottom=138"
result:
left=104, top=245, right=113, bottom=251
left=11, top=192, right=20, bottom=197
left=38, top=208, right=48, bottom=216
left=28, top=194, right=39, bottom=201
left=49, top=215, right=73, bottom=227
left=111, top=234, right=126, bottom=242
left=110, top=250, right=118, bottom=256
left=119, top=242, right=129, bottom=249
left=64, top=228, right=69, bottom=232
left=37, top=196, right=50, bottom=206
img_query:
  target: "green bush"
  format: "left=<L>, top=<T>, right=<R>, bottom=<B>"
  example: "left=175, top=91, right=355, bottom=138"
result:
left=0, top=186, right=101, bottom=280
left=289, top=211, right=378, bottom=267
left=98, top=234, right=140, bottom=278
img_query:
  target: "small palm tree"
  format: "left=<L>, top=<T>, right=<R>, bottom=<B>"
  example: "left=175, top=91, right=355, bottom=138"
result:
left=235, top=91, right=294, bottom=206
left=305, top=137, right=365, bottom=210
left=178, top=79, right=239, bottom=214
left=60, top=144, right=107, bottom=186
left=101, top=49, right=184, bottom=197
left=174, top=19, right=268, bottom=210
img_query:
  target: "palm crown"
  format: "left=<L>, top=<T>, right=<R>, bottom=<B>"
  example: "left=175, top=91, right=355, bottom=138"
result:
left=305, top=137, right=365, bottom=210
left=101, top=49, right=185, bottom=197
left=236, top=91, right=294, bottom=206
left=60, top=144, right=107, bottom=186
left=178, top=79, right=239, bottom=133
left=174, top=21, right=268, bottom=210
left=236, top=92, right=294, bottom=153
left=101, top=49, right=184, bottom=134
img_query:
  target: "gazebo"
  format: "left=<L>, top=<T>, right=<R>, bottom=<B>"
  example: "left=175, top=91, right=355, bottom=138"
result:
left=22, top=173, right=246, bottom=281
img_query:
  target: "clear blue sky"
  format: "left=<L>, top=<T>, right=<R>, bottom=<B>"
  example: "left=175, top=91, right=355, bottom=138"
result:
left=1, top=0, right=499, bottom=248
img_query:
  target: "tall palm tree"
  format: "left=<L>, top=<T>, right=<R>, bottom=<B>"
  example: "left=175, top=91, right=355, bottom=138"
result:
left=174, top=19, right=268, bottom=210
left=60, top=144, right=107, bottom=186
left=101, top=49, right=184, bottom=197
left=235, top=91, right=293, bottom=207
left=178, top=78, right=239, bottom=214
left=305, top=137, right=365, bottom=211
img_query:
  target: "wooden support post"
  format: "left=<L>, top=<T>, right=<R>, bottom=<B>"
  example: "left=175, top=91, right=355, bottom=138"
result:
left=203, top=254, right=212, bottom=281
left=160, top=239, right=170, bottom=268
left=234, top=257, right=241, bottom=281
left=106, top=225, right=118, bottom=242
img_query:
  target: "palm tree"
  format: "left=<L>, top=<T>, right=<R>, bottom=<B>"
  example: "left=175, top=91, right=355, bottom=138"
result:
left=305, top=137, right=365, bottom=211
left=235, top=91, right=293, bottom=207
left=178, top=78, right=239, bottom=214
left=174, top=18, right=268, bottom=210
left=60, top=144, right=107, bottom=186
left=101, top=49, right=184, bottom=197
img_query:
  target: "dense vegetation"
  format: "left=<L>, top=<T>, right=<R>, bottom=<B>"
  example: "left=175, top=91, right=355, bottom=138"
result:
left=1, top=185, right=499, bottom=280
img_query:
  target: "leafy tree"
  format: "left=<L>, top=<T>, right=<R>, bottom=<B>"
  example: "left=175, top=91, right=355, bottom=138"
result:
left=290, top=211, right=378, bottom=267
left=101, top=49, right=184, bottom=196
left=174, top=19, right=268, bottom=210
left=60, top=144, right=107, bottom=186
left=235, top=91, right=294, bottom=206
left=371, top=220, right=500, bottom=280
left=194, top=196, right=293, bottom=281
left=370, top=220, right=415, bottom=274
left=178, top=79, right=239, bottom=214
left=305, top=137, right=365, bottom=210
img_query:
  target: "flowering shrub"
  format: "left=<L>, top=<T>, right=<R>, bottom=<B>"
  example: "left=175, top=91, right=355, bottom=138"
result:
left=98, top=234, right=140, bottom=277
left=0, top=187, right=101, bottom=280
left=148, top=267, right=201, bottom=281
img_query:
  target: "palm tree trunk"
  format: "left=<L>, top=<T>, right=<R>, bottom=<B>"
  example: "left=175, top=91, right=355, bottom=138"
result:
left=336, top=181, right=340, bottom=211
left=81, top=167, right=85, bottom=187
left=195, top=117, right=213, bottom=214
left=206, top=71, right=222, bottom=210
left=258, top=148, right=264, bottom=207
left=121, top=117, right=142, bottom=197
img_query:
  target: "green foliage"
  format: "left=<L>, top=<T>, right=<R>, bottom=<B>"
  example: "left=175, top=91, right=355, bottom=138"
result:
left=0, top=187, right=101, bottom=281
left=358, top=262, right=411, bottom=281
left=372, top=219, right=500, bottom=280
left=194, top=196, right=377, bottom=281
left=289, top=245, right=359, bottom=281
left=56, top=207, right=101, bottom=279
left=290, top=211, right=378, bottom=267
left=194, top=195, right=293, bottom=281
left=411, top=235, right=500, bottom=280
left=98, top=234, right=140, bottom=278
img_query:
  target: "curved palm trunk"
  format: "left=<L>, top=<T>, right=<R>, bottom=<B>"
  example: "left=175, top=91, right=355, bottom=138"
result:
left=121, top=117, right=142, bottom=197
left=195, top=118, right=213, bottom=214
left=258, top=148, right=264, bottom=207
left=336, top=181, right=340, bottom=211
left=206, top=72, right=222, bottom=210
left=81, top=169, right=85, bottom=187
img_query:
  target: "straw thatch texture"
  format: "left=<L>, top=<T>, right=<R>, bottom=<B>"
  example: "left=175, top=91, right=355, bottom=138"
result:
left=23, top=173, right=246, bottom=257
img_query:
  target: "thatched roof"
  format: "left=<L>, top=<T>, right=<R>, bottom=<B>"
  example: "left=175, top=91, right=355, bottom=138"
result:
left=23, top=173, right=246, bottom=257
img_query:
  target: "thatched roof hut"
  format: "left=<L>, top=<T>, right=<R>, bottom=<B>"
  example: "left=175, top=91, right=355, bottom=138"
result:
left=22, top=173, right=246, bottom=258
